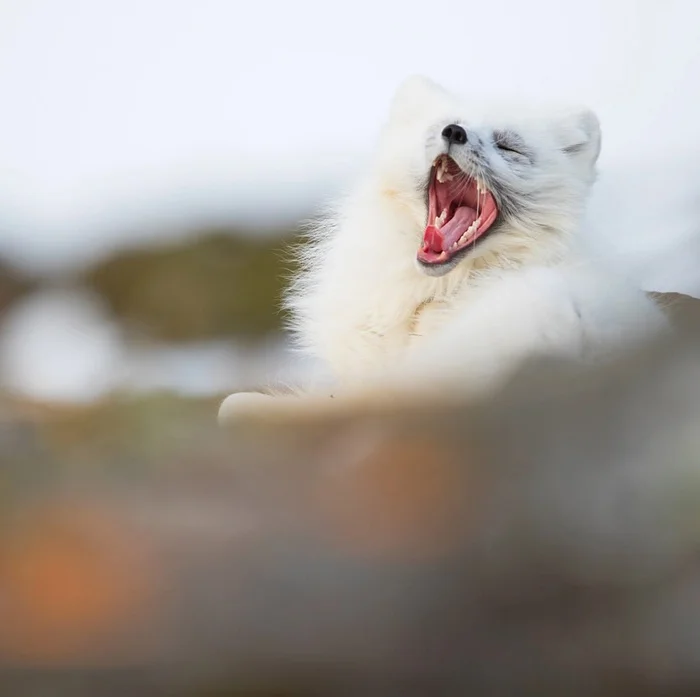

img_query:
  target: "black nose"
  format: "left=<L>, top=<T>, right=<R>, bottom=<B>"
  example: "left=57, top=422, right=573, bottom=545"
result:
left=442, top=124, right=467, bottom=145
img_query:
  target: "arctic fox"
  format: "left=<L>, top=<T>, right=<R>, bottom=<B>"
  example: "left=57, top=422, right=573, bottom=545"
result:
left=219, top=76, right=668, bottom=424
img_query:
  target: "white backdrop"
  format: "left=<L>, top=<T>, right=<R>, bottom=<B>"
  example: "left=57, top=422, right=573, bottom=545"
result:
left=0, top=0, right=698, bottom=288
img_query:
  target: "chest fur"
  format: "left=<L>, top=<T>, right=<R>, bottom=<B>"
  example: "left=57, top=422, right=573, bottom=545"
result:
left=407, top=298, right=456, bottom=341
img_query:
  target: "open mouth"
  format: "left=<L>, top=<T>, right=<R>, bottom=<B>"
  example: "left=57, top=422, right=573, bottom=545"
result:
left=417, top=155, right=499, bottom=267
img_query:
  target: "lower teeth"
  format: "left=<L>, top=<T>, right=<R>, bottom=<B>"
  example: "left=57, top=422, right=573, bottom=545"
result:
left=450, top=219, right=482, bottom=250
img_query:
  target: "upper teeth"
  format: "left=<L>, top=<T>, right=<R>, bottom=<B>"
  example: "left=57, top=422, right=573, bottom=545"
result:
left=435, top=158, right=486, bottom=192
left=436, top=161, right=454, bottom=183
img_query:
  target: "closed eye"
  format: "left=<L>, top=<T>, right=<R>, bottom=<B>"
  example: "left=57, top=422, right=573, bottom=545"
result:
left=493, top=130, right=528, bottom=157
left=496, top=142, right=522, bottom=154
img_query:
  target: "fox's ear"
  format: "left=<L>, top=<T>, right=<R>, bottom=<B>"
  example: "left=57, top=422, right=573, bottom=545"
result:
left=389, top=75, right=454, bottom=122
left=553, top=108, right=602, bottom=168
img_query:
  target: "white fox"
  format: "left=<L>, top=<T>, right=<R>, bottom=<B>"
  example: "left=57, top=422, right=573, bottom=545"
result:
left=219, top=76, right=668, bottom=425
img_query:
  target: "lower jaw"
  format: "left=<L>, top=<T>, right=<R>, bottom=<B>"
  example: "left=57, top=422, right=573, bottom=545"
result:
left=416, top=226, right=498, bottom=276
left=416, top=253, right=465, bottom=277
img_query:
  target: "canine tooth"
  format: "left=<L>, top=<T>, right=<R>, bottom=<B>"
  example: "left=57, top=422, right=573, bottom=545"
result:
left=438, top=209, right=447, bottom=224
left=434, top=216, right=441, bottom=228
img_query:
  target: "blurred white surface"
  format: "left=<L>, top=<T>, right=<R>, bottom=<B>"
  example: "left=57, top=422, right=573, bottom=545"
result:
left=0, top=289, right=315, bottom=402
left=0, top=289, right=126, bottom=401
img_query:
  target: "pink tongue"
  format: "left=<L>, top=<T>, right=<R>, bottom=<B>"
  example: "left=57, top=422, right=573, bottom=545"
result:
left=423, top=207, right=478, bottom=252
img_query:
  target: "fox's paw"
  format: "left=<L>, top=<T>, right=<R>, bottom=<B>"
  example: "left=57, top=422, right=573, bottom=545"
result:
left=218, top=391, right=280, bottom=426
left=218, top=386, right=430, bottom=430
left=218, top=390, right=361, bottom=429
left=218, top=390, right=331, bottom=428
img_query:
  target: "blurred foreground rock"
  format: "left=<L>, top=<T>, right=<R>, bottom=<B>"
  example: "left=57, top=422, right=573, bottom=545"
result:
left=3, top=326, right=700, bottom=695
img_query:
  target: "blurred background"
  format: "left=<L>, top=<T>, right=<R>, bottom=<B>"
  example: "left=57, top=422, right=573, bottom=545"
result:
left=1, top=0, right=699, bottom=406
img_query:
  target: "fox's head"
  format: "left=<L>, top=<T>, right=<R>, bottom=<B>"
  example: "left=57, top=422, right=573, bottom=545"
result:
left=371, top=76, right=602, bottom=276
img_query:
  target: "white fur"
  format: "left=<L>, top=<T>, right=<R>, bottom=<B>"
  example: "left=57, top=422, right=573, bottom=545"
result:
left=220, top=76, right=669, bottom=423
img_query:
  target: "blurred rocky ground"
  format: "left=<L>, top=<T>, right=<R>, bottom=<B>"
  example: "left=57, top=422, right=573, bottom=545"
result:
left=1, top=306, right=700, bottom=695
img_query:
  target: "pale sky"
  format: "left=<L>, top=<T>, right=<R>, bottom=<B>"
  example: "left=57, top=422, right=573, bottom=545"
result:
left=0, top=0, right=699, bottom=292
